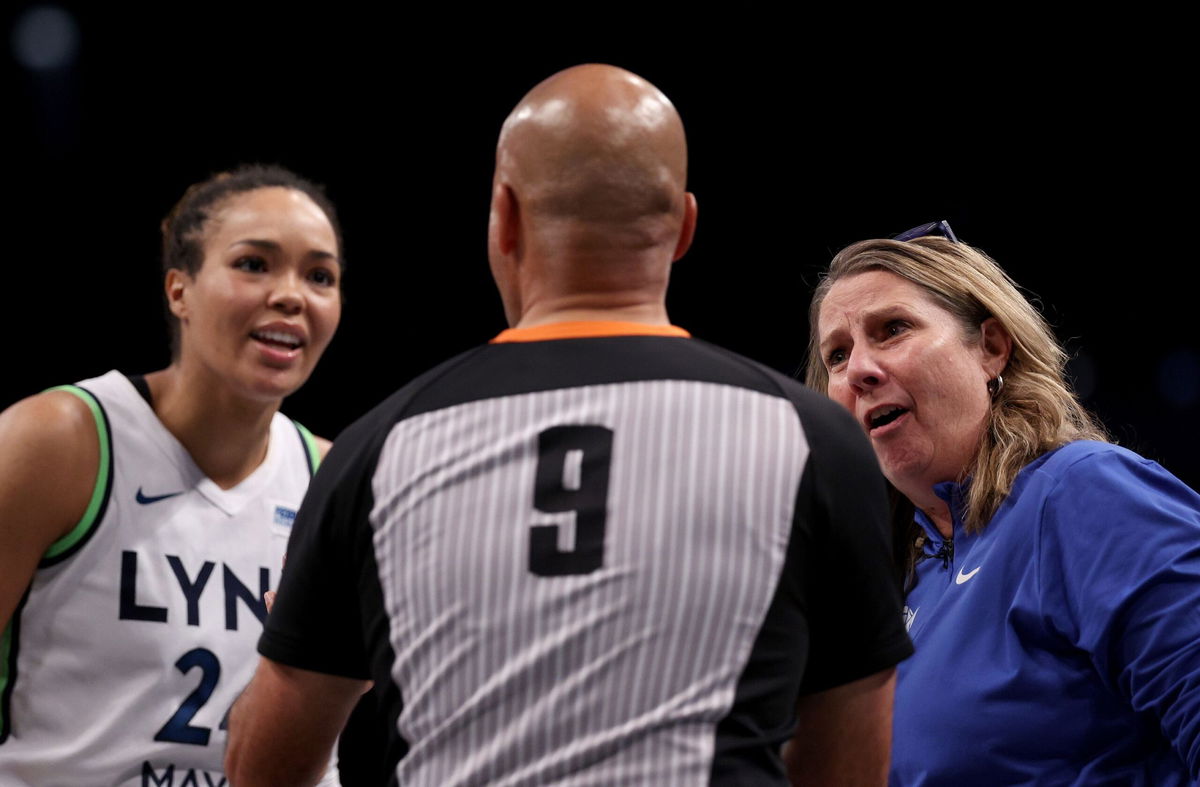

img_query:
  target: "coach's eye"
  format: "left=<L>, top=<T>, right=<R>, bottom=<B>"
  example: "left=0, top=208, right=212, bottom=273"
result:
left=308, top=267, right=337, bottom=287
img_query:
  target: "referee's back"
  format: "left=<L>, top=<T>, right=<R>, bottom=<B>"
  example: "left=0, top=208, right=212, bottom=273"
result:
left=234, top=63, right=911, bottom=787
left=264, top=325, right=911, bottom=784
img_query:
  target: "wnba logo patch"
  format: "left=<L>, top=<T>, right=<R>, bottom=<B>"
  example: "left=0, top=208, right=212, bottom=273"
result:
left=273, top=506, right=297, bottom=528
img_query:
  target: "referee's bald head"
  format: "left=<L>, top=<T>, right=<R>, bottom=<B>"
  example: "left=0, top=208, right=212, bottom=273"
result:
left=488, top=64, right=697, bottom=328
left=497, top=64, right=688, bottom=224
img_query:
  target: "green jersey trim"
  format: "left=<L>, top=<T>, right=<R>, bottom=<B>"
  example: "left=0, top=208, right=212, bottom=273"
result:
left=2, top=381, right=114, bottom=741
left=40, top=385, right=114, bottom=565
left=293, top=420, right=321, bottom=475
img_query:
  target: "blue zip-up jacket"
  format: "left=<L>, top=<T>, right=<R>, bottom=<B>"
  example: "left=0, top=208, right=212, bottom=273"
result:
left=892, top=441, right=1200, bottom=785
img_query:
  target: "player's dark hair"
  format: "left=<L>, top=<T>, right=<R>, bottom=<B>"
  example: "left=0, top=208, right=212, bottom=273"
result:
left=160, top=164, right=344, bottom=357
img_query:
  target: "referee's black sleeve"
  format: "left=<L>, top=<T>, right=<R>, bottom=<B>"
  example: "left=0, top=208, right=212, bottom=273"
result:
left=792, top=395, right=913, bottom=693
left=258, top=414, right=385, bottom=680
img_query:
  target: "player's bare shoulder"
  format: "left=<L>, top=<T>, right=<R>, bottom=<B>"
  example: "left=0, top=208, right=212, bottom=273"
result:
left=315, top=435, right=333, bottom=461
left=0, top=389, right=102, bottom=545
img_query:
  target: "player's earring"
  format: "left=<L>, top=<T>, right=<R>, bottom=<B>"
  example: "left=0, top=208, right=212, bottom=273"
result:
left=987, top=374, right=1004, bottom=399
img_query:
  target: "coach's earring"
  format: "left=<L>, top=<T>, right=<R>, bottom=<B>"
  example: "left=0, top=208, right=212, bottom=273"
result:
left=987, top=375, right=1004, bottom=399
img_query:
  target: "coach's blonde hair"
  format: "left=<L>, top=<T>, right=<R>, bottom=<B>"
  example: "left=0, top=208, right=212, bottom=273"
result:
left=805, top=237, right=1106, bottom=565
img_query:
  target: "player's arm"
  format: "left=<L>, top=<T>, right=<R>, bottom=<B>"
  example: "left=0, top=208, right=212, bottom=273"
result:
left=0, top=392, right=98, bottom=631
left=785, top=666, right=896, bottom=786
left=225, top=656, right=369, bottom=786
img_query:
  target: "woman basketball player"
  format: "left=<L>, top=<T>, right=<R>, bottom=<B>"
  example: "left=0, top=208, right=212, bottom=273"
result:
left=0, top=165, right=343, bottom=785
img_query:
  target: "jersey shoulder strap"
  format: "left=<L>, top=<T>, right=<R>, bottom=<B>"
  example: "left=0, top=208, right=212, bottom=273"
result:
left=291, top=419, right=321, bottom=475
left=39, top=384, right=114, bottom=566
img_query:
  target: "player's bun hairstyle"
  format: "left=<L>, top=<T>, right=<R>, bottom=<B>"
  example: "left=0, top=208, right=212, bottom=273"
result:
left=160, top=164, right=343, bottom=357
left=805, top=237, right=1107, bottom=582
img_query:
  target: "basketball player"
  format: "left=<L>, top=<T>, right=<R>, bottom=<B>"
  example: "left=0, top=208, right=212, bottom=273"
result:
left=0, top=166, right=343, bottom=785
left=227, top=66, right=912, bottom=786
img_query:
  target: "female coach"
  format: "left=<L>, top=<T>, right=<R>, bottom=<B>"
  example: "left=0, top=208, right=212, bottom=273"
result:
left=807, top=225, right=1200, bottom=785
left=0, top=165, right=343, bottom=784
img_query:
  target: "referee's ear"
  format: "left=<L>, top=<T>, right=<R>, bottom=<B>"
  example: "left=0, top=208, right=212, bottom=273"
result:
left=490, top=182, right=521, bottom=258
left=672, top=192, right=697, bottom=263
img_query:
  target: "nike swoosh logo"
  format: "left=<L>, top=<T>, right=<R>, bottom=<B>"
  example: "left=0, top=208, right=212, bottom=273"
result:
left=955, top=566, right=981, bottom=584
left=136, top=487, right=184, bottom=505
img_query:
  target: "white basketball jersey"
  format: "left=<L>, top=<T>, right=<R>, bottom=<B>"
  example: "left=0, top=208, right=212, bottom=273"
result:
left=0, top=370, right=322, bottom=786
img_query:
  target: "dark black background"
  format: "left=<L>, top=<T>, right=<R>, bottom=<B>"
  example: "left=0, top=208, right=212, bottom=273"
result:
left=4, top=7, right=1195, bottom=488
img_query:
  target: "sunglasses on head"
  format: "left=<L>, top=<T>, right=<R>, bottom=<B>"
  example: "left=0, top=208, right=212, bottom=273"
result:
left=894, top=220, right=958, bottom=243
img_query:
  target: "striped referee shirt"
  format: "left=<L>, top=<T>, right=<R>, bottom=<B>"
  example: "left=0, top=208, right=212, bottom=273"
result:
left=261, top=321, right=912, bottom=786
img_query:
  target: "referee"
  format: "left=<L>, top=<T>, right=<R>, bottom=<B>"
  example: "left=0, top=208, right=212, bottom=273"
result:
left=226, top=63, right=912, bottom=786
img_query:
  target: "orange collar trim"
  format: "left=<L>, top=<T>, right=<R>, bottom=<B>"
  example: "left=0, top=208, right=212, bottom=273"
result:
left=492, top=321, right=691, bottom=344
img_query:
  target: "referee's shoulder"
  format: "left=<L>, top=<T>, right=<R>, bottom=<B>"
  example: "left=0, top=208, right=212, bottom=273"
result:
left=689, top=339, right=871, bottom=463
left=322, top=346, right=491, bottom=470
left=687, top=339, right=849, bottom=416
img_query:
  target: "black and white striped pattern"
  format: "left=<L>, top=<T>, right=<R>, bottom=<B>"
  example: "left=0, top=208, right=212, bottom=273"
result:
left=369, top=380, right=809, bottom=786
